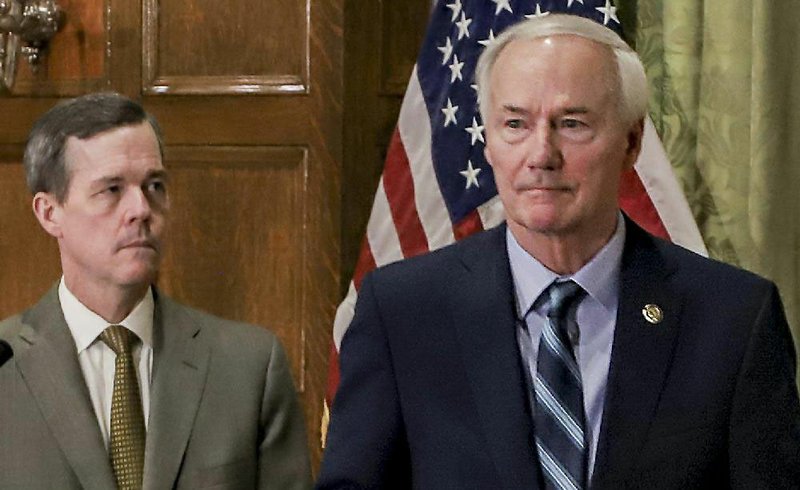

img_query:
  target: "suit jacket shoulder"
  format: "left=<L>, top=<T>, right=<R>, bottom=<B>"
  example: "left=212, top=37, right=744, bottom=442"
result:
left=147, top=292, right=313, bottom=489
left=0, top=313, right=23, bottom=340
left=364, top=224, right=508, bottom=306
left=157, top=294, right=282, bottom=360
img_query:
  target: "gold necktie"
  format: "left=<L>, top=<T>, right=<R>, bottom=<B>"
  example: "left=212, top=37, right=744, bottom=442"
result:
left=101, top=325, right=145, bottom=489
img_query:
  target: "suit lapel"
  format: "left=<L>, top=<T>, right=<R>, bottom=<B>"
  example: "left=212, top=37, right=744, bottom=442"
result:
left=592, top=222, right=682, bottom=486
left=13, top=287, right=116, bottom=490
left=144, top=293, right=210, bottom=489
left=449, top=226, right=541, bottom=489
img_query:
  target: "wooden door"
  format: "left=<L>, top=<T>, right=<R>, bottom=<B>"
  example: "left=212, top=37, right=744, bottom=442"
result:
left=0, top=0, right=341, bottom=468
left=341, top=0, right=429, bottom=286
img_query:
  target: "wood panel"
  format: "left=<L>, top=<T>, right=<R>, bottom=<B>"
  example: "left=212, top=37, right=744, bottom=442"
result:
left=8, top=0, right=107, bottom=96
left=158, top=146, right=308, bottom=382
left=379, top=0, right=430, bottom=95
left=341, top=0, right=429, bottom=291
left=143, top=0, right=308, bottom=94
left=0, top=161, right=61, bottom=318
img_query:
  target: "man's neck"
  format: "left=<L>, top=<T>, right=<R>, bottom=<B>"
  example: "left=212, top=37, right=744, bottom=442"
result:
left=62, top=277, right=150, bottom=324
left=509, top=217, right=619, bottom=275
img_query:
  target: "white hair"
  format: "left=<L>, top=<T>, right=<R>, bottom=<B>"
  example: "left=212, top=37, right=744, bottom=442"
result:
left=475, top=14, right=648, bottom=125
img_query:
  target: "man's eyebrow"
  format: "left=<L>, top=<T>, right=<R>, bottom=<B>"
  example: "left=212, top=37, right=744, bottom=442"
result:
left=501, top=104, right=529, bottom=115
left=90, top=175, right=123, bottom=188
left=499, top=105, right=591, bottom=116
left=564, top=106, right=590, bottom=115
left=146, top=169, right=169, bottom=181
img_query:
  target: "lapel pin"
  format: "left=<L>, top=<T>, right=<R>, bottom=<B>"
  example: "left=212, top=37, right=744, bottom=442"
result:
left=642, top=304, right=663, bottom=324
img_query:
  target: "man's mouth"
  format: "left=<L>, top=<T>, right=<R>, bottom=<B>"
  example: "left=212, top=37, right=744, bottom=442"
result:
left=120, top=239, right=157, bottom=251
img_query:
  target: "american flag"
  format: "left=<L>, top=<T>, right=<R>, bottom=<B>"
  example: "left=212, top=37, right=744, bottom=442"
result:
left=322, top=0, right=706, bottom=444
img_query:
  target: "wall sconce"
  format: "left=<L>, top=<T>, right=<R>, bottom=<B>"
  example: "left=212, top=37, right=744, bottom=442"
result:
left=0, top=0, right=64, bottom=91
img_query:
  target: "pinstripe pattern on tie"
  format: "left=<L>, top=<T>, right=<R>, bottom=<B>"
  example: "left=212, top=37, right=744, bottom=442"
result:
left=101, top=325, right=145, bottom=490
left=534, top=280, right=587, bottom=490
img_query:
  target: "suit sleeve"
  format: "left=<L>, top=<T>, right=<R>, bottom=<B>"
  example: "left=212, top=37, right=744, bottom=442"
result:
left=257, top=336, right=313, bottom=489
left=729, top=283, right=800, bottom=488
left=316, top=273, right=411, bottom=489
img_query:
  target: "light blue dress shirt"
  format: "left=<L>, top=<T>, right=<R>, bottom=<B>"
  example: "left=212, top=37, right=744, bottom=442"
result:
left=507, top=214, right=625, bottom=478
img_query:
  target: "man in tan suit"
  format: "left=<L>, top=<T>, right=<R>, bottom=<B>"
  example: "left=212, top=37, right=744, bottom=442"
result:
left=0, top=93, right=312, bottom=489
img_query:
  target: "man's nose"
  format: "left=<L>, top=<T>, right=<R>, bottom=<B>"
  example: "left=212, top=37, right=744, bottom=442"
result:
left=525, top=123, right=560, bottom=170
left=124, top=187, right=152, bottom=222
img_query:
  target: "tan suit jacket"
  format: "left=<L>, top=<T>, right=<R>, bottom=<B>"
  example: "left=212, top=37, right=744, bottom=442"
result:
left=0, top=286, right=312, bottom=489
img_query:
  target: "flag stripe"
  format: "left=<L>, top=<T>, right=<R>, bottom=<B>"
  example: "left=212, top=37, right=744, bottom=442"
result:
left=634, top=118, right=707, bottom=255
left=333, top=282, right=357, bottom=349
left=383, top=128, right=431, bottom=258
left=326, top=343, right=341, bottom=401
left=400, top=69, right=456, bottom=251
left=619, top=168, right=671, bottom=240
left=365, top=179, right=404, bottom=267
left=454, top=209, right=484, bottom=239
left=352, top=239, right=376, bottom=289
left=476, top=195, right=505, bottom=230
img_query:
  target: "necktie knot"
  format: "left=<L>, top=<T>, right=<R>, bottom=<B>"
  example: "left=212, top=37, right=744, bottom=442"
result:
left=545, top=280, right=584, bottom=320
left=100, top=325, right=134, bottom=356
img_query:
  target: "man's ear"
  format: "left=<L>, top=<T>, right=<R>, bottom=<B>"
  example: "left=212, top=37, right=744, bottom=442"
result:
left=623, top=118, right=645, bottom=171
left=32, top=192, right=63, bottom=239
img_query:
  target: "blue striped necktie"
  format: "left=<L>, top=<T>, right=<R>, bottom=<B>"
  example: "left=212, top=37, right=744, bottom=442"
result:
left=534, top=280, right=587, bottom=490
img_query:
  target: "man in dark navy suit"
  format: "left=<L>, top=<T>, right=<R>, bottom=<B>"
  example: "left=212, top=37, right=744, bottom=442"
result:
left=318, top=14, right=800, bottom=489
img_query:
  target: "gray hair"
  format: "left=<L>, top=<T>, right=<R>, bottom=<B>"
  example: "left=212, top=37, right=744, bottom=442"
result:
left=23, top=92, right=163, bottom=203
left=475, top=14, right=648, bottom=125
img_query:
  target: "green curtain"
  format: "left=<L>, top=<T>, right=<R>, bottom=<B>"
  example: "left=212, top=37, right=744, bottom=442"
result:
left=624, top=0, right=800, bottom=378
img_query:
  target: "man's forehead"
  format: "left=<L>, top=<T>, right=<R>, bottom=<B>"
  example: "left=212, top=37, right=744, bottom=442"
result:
left=498, top=34, right=613, bottom=69
left=64, top=123, right=160, bottom=159
left=489, top=35, right=618, bottom=107
left=64, top=128, right=163, bottom=181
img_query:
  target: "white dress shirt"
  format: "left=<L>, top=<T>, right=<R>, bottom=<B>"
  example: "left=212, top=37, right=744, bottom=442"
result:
left=58, top=279, right=154, bottom=448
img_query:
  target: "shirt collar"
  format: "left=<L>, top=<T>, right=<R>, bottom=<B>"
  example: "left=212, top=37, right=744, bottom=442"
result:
left=58, top=278, right=155, bottom=354
left=507, top=213, right=626, bottom=317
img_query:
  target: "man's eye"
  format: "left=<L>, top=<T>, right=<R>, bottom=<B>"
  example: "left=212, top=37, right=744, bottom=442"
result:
left=506, top=119, right=523, bottom=129
left=560, top=118, right=585, bottom=129
left=147, top=181, right=166, bottom=194
left=104, top=185, right=121, bottom=194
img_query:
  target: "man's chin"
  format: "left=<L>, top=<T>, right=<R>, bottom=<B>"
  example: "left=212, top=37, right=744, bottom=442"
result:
left=508, top=212, right=570, bottom=237
left=118, top=265, right=160, bottom=290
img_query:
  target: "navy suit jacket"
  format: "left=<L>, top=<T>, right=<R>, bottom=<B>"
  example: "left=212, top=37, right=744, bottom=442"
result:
left=318, top=221, right=800, bottom=489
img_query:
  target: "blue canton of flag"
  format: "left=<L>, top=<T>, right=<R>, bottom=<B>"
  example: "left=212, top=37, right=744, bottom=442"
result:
left=417, top=0, right=623, bottom=224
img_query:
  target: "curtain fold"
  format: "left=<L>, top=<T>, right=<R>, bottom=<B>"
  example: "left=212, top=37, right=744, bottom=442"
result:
left=634, top=0, right=800, bottom=371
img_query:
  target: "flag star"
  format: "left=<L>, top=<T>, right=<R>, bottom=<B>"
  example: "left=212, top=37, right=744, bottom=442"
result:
left=464, top=117, right=485, bottom=145
left=567, top=0, right=584, bottom=7
left=445, top=0, right=462, bottom=22
left=525, top=4, right=550, bottom=19
left=437, top=37, right=453, bottom=65
left=442, top=98, right=459, bottom=127
left=455, top=12, right=472, bottom=40
left=596, top=0, right=620, bottom=25
left=448, top=54, right=464, bottom=83
left=478, top=29, right=496, bottom=47
left=460, top=160, right=482, bottom=189
left=470, top=83, right=479, bottom=95
left=491, top=0, right=513, bottom=15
